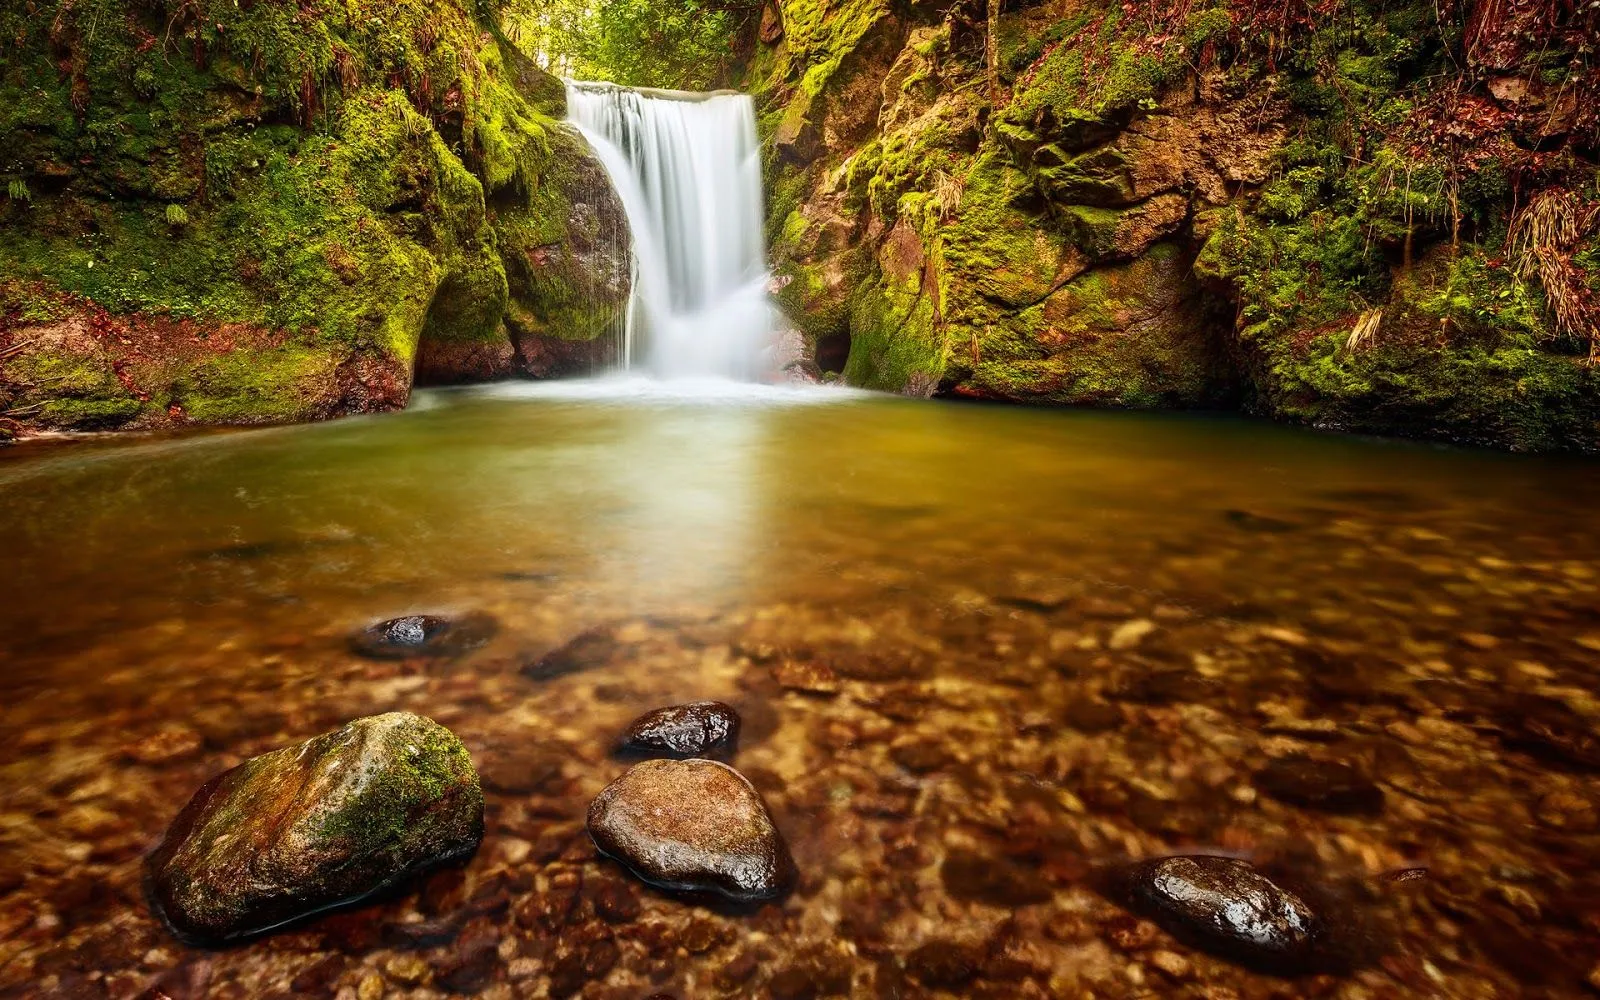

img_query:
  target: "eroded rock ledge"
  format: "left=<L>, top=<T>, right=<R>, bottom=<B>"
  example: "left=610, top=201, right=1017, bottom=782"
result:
left=756, top=0, right=1600, bottom=452
left=0, top=1, right=629, bottom=440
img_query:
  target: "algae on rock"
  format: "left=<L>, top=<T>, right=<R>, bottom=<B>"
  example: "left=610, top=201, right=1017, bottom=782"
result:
left=757, top=0, right=1600, bottom=451
left=0, top=0, right=630, bottom=436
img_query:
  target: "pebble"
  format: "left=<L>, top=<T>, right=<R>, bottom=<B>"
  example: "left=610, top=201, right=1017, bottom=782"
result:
left=1128, top=855, right=1321, bottom=970
left=618, top=701, right=740, bottom=758
left=523, top=625, right=623, bottom=680
left=383, top=953, right=430, bottom=986
left=774, top=658, right=840, bottom=695
left=1253, top=757, right=1384, bottom=814
left=586, top=758, right=795, bottom=901
left=350, top=613, right=497, bottom=660
left=1108, top=619, right=1156, bottom=650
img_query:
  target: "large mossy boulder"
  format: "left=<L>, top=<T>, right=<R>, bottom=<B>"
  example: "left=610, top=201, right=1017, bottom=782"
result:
left=0, top=0, right=629, bottom=436
left=146, top=712, right=483, bottom=945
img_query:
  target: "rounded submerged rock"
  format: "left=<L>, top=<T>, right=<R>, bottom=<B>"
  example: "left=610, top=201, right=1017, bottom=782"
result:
left=350, top=613, right=497, bottom=660
left=1129, top=855, right=1321, bottom=969
left=1253, top=756, right=1384, bottom=815
left=145, top=712, right=484, bottom=945
left=587, top=758, right=795, bottom=902
left=619, top=701, right=741, bottom=758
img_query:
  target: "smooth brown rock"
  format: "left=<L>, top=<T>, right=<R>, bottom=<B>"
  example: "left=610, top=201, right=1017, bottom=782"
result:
left=523, top=625, right=623, bottom=680
left=619, top=701, right=740, bottom=758
left=1253, top=757, right=1384, bottom=815
left=145, top=712, right=483, bottom=944
left=586, top=759, right=795, bottom=901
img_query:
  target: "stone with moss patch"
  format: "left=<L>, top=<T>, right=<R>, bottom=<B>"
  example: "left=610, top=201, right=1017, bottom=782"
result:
left=145, top=712, right=483, bottom=945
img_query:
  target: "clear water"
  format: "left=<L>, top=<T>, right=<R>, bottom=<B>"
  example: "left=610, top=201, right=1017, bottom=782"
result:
left=3, top=384, right=1600, bottom=997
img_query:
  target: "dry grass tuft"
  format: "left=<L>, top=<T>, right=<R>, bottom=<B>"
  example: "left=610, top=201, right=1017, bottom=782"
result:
left=1345, top=307, right=1384, bottom=352
left=1509, top=189, right=1600, bottom=360
left=932, top=170, right=965, bottom=222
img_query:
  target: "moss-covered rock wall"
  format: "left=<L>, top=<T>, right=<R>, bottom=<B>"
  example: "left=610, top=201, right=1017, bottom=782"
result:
left=756, top=0, right=1600, bottom=451
left=0, top=0, right=629, bottom=439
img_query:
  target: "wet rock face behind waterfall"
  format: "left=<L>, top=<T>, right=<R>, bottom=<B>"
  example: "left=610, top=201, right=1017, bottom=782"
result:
left=620, top=701, right=741, bottom=758
left=145, top=712, right=483, bottom=944
left=587, top=759, right=795, bottom=901
left=1129, top=856, right=1321, bottom=969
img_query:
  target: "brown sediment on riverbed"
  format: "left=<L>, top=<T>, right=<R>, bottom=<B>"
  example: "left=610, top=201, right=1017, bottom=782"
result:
left=2, top=395, right=1599, bottom=997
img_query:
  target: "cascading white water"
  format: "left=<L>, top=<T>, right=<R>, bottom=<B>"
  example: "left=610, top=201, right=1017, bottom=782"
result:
left=566, top=81, right=775, bottom=380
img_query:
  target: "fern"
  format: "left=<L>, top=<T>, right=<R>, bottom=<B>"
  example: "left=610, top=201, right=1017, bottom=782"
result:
left=165, top=203, right=190, bottom=226
left=5, top=179, right=30, bottom=203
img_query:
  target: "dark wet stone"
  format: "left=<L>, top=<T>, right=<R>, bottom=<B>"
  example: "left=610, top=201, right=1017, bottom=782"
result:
left=523, top=625, right=623, bottom=680
left=435, top=921, right=501, bottom=993
left=828, top=648, right=933, bottom=681
left=513, top=870, right=582, bottom=930
left=770, top=946, right=856, bottom=998
left=548, top=928, right=619, bottom=997
left=1254, top=757, right=1384, bottom=815
left=1062, top=699, right=1124, bottom=733
left=480, top=746, right=566, bottom=796
left=619, top=701, right=740, bottom=758
left=350, top=613, right=496, bottom=660
left=1495, top=696, right=1600, bottom=772
left=1303, top=652, right=1406, bottom=707
left=905, top=939, right=984, bottom=987
left=1223, top=509, right=1300, bottom=533
left=146, top=712, right=484, bottom=945
left=1110, top=668, right=1221, bottom=705
left=941, top=849, right=1053, bottom=907
left=1128, top=856, right=1321, bottom=970
left=587, top=758, right=795, bottom=902
left=589, top=875, right=642, bottom=923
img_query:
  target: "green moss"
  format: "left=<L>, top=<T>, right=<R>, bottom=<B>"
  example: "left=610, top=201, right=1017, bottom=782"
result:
left=176, top=347, right=338, bottom=424
left=41, top=396, right=147, bottom=429
left=842, top=275, right=944, bottom=393
left=316, top=714, right=479, bottom=850
left=771, top=0, right=892, bottom=100
left=0, top=0, right=623, bottom=429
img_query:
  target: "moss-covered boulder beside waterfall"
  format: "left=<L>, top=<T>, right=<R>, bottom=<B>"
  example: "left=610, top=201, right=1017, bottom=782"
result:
left=0, top=0, right=629, bottom=437
left=754, top=0, right=1600, bottom=451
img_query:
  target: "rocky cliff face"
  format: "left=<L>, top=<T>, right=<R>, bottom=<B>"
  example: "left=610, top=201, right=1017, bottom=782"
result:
left=756, top=0, right=1600, bottom=451
left=0, top=0, right=629, bottom=440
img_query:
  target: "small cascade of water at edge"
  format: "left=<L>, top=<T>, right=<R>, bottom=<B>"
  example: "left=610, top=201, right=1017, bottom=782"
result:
left=566, top=81, right=776, bottom=381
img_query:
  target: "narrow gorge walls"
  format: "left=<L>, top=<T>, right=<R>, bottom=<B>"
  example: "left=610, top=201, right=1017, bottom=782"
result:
left=756, top=0, right=1600, bottom=451
left=0, top=0, right=630, bottom=438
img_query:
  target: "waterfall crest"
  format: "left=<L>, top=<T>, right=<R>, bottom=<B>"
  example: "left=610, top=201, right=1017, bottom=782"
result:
left=566, top=81, right=775, bottom=381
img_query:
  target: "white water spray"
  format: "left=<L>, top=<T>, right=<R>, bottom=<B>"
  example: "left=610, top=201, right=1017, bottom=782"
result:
left=566, top=81, right=775, bottom=380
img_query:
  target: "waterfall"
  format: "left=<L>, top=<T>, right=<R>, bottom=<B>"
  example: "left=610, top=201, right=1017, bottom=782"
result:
left=566, top=81, right=775, bottom=381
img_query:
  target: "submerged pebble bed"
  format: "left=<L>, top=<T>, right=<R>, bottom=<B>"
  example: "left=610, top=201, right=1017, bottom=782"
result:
left=1, top=389, right=1598, bottom=999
